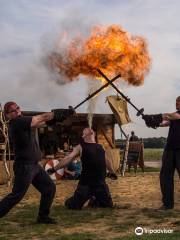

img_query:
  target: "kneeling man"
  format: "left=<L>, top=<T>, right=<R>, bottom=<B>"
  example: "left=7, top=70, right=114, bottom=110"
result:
left=48, top=128, right=113, bottom=209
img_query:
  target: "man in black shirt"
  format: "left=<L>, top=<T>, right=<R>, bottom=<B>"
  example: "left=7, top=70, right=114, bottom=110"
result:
left=48, top=128, right=113, bottom=209
left=158, top=96, right=180, bottom=210
left=0, top=101, right=56, bottom=223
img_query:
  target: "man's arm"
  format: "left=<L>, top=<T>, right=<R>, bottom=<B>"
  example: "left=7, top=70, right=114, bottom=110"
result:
left=163, top=112, right=180, bottom=121
left=64, top=168, right=76, bottom=177
left=31, top=112, right=54, bottom=128
left=54, top=145, right=81, bottom=171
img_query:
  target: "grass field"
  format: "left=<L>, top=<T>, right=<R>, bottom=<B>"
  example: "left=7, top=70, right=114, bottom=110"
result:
left=0, top=172, right=179, bottom=240
left=144, top=148, right=163, bottom=161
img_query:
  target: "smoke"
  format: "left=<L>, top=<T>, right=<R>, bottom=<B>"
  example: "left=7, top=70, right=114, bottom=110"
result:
left=87, top=78, right=102, bottom=128
left=41, top=17, right=96, bottom=85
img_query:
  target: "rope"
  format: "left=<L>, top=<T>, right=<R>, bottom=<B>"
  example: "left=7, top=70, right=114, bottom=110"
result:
left=0, top=104, right=11, bottom=186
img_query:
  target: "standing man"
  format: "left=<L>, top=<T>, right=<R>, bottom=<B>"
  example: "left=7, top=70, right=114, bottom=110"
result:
left=48, top=128, right=113, bottom=209
left=143, top=96, right=180, bottom=210
left=129, top=131, right=139, bottom=142
left=0, top=101, right=56, bottom=223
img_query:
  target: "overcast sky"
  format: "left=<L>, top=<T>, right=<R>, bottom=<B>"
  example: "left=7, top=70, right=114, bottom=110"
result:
left=0, top=0, right=180, bottom=138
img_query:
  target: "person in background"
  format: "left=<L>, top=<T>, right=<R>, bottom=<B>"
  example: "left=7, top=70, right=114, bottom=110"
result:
left=43, top=127, right=59, bottom=156
left=129, top=131, right=139, bottom=142
left=63, top=158, right=82, bottom=180
left=63, top=141, right=69, bottom=153
left=62, top=141, right=81, bottom=180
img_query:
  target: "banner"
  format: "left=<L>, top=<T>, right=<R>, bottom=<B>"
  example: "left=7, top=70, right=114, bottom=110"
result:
left=106, top=95, right=131, bottom=125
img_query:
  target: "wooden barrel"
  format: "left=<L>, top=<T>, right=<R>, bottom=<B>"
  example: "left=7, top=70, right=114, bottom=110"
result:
left=105, top=148, right=121, bottom=173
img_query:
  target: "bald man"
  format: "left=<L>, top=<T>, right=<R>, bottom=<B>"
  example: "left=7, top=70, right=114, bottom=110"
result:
left=48, top=128, right=113, bottom=209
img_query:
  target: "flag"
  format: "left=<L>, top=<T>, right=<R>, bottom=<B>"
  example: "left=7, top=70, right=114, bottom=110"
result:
left=106, top=95, right=131, bottom=125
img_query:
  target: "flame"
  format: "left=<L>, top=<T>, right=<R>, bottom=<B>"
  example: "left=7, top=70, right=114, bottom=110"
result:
left=47, top=24, right=151, bottom=85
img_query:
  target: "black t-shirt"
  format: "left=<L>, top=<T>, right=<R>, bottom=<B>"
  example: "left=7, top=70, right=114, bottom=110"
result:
left=166, top=111, right=180, bottom=150
left=79, top=141, right=106, bottom=186
left=9, top=115, right=41, bottom=164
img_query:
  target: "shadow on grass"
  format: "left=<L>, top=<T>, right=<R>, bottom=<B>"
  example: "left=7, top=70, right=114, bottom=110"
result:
left=140, top=207, right=180, bottom=219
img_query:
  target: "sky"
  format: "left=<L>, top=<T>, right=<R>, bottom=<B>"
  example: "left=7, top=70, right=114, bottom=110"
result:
left=0, top=0, right=180, bottom=138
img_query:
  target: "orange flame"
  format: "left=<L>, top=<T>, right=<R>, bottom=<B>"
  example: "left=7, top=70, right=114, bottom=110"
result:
left=47, top=24, right=151, bottom=85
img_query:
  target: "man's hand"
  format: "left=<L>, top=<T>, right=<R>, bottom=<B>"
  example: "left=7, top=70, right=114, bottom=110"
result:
left=71, top=171, right=76, bottom=177
left=31, top=112, right=54, bottom=128
left=52, top=106, right=75, bottom=123
left=47, top=167, right=56, bottom=175
left=142, top=114, right=163, bottom=129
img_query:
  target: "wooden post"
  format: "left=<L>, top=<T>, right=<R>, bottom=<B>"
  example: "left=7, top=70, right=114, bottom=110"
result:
left=120, top=134, right=130, bottom=176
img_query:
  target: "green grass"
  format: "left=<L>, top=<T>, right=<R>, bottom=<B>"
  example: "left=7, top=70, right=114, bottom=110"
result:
left=55, top=233, right=100, bottom=240
left=144, top=167, right=160, bottom=172
left=0, top=204, right=113, bottom=239
left=0, top=203, right=179, bottom=240
left=112, top=232, right=180, bottom=240
left=127, top=167, right=160, bottom=173
left=0, top=172, right=180, bottom=240
left=144, top=148, right=163, bottom=161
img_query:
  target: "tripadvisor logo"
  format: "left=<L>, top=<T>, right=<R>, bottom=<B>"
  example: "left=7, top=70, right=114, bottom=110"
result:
left=135, top=227, right=143, bottom=236
left=135, top=226, right=173, bottom=235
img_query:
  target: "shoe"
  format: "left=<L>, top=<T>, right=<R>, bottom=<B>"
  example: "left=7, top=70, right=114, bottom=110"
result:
left=36, top=216, right=57, bottom=224
left=106, top=172, right=118, bottom=180
left=109, top=173, right=118, bottom=180
left=157, top=205, right=173, bottom=211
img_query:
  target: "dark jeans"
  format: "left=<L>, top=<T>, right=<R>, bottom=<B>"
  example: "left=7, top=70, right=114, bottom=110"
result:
left=160, top=150, right=180, bottom=208
left=65, top=181, right=113, bottom=210
left=0, top=163, right=56, bottom=218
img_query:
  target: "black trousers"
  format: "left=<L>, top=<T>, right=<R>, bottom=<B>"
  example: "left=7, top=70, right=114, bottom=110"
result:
left=65, top=181, right=113, bottom=210
left=0, top=163, right=56, bottom=218
left=160, top=150, right=180, bottom=208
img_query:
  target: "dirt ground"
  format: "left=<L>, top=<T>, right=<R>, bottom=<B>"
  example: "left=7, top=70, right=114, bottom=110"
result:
left=0, top=172, right=180, bottom=239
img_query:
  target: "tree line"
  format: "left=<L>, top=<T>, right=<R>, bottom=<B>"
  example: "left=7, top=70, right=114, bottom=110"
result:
left=142, top=137, right=166, bottom=148
left=115, top=137, right=166, bottom=149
